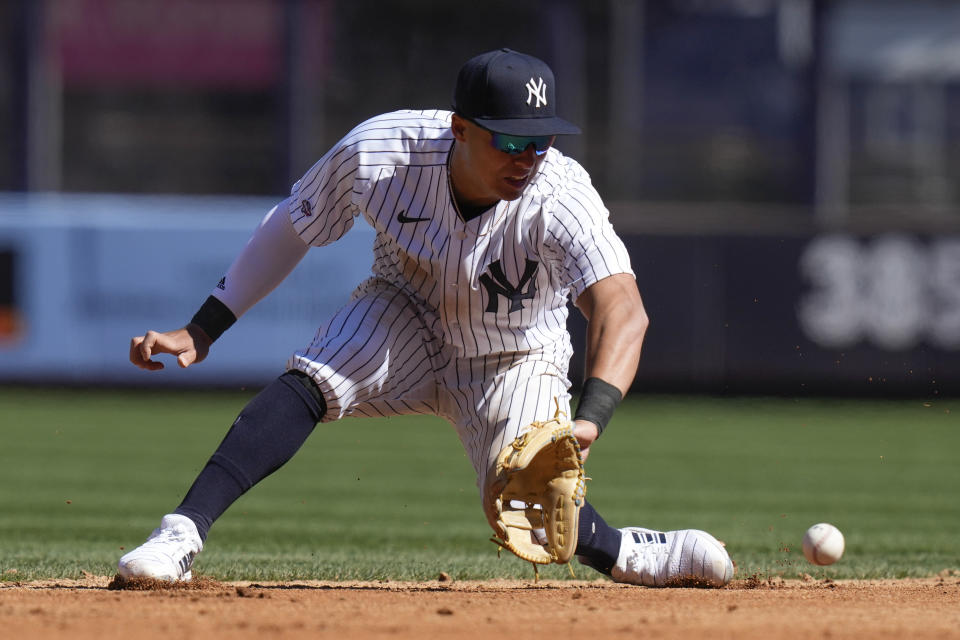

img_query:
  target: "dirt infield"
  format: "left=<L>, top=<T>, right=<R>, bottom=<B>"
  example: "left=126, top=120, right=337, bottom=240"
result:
left=2, top=575, right=959, bottom=639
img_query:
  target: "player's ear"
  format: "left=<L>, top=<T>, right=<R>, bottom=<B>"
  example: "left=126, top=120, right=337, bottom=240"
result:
left=451, top=114, right=468, bottom=142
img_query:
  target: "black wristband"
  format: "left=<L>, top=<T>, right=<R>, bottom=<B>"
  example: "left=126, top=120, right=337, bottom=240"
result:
left=189, top=295, right=237, bottom=343
left=573, top=377, right=623, bottom=437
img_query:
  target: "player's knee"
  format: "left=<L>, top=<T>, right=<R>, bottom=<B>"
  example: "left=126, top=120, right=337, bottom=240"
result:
left=279, top=370, right=327, bottom=422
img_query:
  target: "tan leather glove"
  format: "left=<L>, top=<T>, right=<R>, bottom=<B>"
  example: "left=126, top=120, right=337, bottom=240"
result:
left=483, top=417, right=586, bottom=565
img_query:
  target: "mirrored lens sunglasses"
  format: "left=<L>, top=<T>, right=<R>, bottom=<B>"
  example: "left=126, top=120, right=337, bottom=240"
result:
left=489, top=131, right=556, bottom=156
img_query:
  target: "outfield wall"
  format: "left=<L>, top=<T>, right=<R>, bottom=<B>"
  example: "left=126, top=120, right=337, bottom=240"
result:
left=614, top=233, right=960, bottom=397
left=0, top=193, right=374, bottom=387
left=1, top=193, right=957, bottom=395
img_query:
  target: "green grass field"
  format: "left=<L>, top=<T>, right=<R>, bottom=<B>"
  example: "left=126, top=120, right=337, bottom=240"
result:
left=1, top=388, right=957, bottom=582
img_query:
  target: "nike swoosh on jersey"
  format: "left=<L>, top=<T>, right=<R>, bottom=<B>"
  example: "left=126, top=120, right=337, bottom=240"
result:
left=397, top=209, right=430, bottom=223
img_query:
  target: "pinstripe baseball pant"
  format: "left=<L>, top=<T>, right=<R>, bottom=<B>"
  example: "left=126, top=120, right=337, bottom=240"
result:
left=288, top=278, right=572, bottom=490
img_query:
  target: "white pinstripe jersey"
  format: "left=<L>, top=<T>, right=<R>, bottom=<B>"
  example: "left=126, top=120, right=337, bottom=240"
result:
left=288, top=109, right=633, bottom=360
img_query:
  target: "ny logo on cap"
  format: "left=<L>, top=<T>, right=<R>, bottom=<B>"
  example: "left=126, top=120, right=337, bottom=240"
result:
left=525, top=77, right=547, bottom=108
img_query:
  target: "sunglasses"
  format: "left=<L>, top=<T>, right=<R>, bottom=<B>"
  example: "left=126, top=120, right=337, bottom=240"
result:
left=489, top=131, right=556, bottom=156
left=468, top=119, right=555, bottom=156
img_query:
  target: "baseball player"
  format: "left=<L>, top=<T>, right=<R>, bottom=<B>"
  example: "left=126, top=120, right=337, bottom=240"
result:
left=118, top=49, right=733, bottom=587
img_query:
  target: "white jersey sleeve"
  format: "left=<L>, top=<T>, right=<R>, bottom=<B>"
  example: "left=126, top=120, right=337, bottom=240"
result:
left=287, top=119, right=374, bottom=247
left=539, top=155, right=634, bottom=302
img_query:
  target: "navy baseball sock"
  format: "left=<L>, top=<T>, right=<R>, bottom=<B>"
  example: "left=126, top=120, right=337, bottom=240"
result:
left=174, top=370, right=325, bottom=541
left=574, top=501, right=623, bottom=575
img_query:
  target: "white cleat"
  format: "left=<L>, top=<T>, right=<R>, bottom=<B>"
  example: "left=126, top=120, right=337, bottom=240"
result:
left=118, top=514, right=202, bottom=581
left=611, top=527, right=734, bottom=588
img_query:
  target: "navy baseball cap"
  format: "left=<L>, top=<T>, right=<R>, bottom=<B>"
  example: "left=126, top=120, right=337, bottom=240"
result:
left=453, top=48, right=581, bottom=137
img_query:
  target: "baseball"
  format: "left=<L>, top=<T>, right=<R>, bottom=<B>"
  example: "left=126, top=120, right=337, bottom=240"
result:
left=802, top=523, right=844, bottom=565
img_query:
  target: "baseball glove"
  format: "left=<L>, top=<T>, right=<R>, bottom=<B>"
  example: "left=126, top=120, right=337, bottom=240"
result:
left=483, top=416, right=586, bottom=565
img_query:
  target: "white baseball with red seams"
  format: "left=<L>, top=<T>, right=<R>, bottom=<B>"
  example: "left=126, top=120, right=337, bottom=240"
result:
left=802, top=523, right=845, bottom=566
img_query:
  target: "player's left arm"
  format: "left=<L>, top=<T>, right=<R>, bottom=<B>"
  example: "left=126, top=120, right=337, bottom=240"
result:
left=572, top=273, right=648, bottom=459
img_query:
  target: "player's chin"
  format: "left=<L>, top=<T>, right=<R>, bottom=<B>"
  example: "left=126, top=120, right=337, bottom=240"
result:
left=500, top=177, right=530, bottom=200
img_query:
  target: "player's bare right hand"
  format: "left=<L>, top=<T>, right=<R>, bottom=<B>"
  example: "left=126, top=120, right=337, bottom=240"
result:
left=573, top=419, right=600, bottom=462
left=130, top=324, right=213, bottom=370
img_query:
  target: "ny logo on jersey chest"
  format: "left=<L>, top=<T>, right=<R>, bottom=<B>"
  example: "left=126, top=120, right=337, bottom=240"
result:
left=479, top=259, right=539, bottom=313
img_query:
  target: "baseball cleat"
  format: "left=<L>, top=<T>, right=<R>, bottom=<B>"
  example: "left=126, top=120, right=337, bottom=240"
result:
left=609, top=527, right=734, bottom=587
left=118, top=514, right=202, bottom=581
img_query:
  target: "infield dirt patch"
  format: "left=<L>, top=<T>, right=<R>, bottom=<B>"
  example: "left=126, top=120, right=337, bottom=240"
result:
left=1, top=575, right=958, bottom=639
